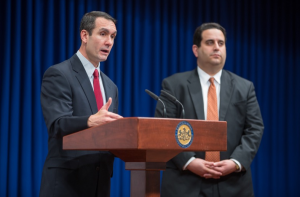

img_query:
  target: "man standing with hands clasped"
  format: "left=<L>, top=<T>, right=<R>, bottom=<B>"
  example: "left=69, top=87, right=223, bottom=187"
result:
left=40, top=11, right=122, bottom=197
left=155, top=23, right=264, bottom=196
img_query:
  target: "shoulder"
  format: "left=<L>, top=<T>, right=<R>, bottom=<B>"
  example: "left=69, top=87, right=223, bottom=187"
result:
left=43, top=57, right=74, bottom=76
left=160, top=69, right=198, bottom=96
left=222, top=69, right=253, bottom=87
left=163, top=69, right=196, bottom=84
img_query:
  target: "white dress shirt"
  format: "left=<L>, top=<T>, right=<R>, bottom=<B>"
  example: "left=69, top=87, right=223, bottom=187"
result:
left=76, top=51, right=107, bottom=105
left=183, top=67, right=242, bottom=172
left=197, top=66, right=222, bottom=120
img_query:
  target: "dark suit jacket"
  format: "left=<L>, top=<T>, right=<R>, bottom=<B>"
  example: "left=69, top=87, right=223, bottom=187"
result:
left=39, top=54, right=119, bottom=197
left=155, top=69, right=264, bottom=197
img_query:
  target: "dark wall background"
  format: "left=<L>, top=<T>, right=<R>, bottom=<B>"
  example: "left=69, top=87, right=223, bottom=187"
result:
left=0, top=0, right=299, bottom=196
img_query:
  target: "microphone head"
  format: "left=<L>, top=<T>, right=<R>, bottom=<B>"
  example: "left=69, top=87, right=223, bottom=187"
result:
left=145, top=89, right=159, bottom=101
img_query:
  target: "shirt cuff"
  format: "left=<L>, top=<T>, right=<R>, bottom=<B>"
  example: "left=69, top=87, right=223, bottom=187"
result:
left=183, top=157, right=196, bottom=170
left=230, top=159, right=242, bottom=172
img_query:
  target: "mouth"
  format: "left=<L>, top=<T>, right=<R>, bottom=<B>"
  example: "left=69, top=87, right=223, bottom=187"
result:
left=211, top=54, right=221, bottom=58
left=100, top=49, right=110, bottom=55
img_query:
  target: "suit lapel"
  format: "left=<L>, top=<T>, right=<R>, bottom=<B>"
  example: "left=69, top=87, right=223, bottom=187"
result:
left=70, top=55, right=98, bottom=114
left=219, top=70, right=234, bottom=121
left=187, top=69, right=205, bottom=120
left=100, top=72, right=113, bottom=112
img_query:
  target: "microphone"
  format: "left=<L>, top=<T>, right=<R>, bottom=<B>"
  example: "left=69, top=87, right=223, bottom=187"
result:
left=160, top=90, right=185, bottom=119
left=145, top=89, right=166, bottom=117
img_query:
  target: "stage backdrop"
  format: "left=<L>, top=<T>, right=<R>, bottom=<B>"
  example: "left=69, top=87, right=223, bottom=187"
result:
left=0, top=0, right=299, bottom=196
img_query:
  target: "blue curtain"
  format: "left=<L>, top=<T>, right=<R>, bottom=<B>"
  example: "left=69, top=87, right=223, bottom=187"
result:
left=1, top=0, right=299, bottom=196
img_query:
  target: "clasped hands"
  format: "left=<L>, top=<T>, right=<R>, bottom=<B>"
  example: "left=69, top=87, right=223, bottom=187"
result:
left=87, top=97, right=123, bottom=127
left=186, top=158, right=237, bottom=179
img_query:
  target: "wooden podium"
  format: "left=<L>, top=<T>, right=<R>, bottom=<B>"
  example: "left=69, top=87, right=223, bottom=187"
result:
left=63, top=117, right=227, bottom=197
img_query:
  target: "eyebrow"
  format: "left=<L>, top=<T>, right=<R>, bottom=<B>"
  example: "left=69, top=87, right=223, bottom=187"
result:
left=98, top=28, right=117, bottom=35
left=205, top=39, right=225, bottom=43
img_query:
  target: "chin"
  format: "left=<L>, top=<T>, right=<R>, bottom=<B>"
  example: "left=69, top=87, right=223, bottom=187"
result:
left=99, top=56, right=108, bottom=62
left=211, top=60, right=221, bottom=65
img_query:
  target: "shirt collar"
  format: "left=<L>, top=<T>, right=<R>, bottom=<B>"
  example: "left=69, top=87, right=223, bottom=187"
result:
left=76, top=51, right=101, bottom=78
left=197, top=66, right=222, bottom=85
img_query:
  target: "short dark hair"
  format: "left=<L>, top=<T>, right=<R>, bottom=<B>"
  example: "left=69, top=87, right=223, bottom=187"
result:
left=79, top=11, right=117, bottom=35
left=193, top=22, right=226, bottom=47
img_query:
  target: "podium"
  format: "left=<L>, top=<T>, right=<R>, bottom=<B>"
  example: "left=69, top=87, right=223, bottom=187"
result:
left=63, top=117, right=227, bottom=197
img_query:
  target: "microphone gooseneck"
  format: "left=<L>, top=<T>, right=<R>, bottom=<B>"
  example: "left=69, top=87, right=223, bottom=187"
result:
left=145, top=89, right=166, bottom=117
left=160, top=90, right=185, bottom=119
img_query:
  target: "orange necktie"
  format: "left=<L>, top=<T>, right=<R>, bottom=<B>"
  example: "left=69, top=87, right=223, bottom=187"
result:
left=205, top=77, right=220, bottom=162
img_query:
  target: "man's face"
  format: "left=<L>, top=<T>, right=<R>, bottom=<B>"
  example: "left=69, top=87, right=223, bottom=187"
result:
left=83, top=17, right=117, bottom=66
left=193, top=28, right=226, bottom=73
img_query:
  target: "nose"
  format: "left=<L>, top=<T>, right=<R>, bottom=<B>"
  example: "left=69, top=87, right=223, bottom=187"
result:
left=105, top=37, right=113, bottom=46
left=213, top=42, right=220, bottom=50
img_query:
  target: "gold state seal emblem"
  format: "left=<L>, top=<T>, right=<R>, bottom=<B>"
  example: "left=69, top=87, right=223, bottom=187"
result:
left=175, top=121, right=193, bottom=148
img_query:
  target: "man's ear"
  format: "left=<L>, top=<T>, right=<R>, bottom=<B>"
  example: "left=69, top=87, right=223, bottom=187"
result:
left=192, top=45, right=199, bottom=58
left=80, top=30, right=89, bottom=43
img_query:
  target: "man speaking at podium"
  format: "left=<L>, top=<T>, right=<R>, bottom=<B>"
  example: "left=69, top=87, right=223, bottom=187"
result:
left=39, top=11, right=122, bottom=197
left=155, top=23, right=264, bottom=197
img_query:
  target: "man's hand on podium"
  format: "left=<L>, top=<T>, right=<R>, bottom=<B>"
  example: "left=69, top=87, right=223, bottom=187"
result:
left=87, top=97, right=123, bottom=127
